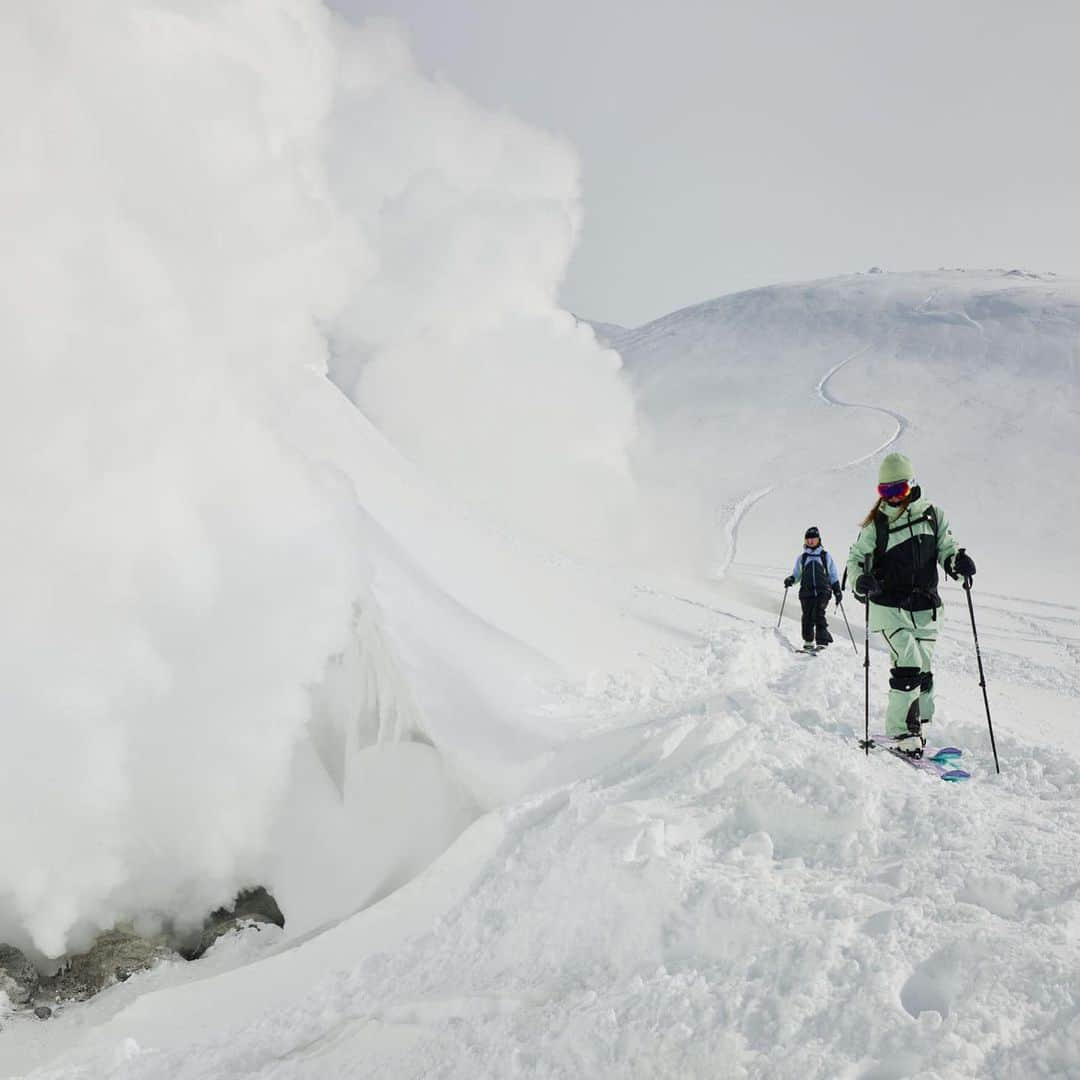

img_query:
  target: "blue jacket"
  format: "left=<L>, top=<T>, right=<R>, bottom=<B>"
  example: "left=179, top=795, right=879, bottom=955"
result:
left=792, top=546, right=839, bottom=597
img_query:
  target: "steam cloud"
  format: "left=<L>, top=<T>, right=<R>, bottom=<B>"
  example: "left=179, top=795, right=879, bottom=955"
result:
left=0, top=2, right=638, bottom=957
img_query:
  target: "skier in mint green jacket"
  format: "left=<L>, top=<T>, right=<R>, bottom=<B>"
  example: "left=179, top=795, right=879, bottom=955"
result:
left=846, top=452, right=976, bottom=757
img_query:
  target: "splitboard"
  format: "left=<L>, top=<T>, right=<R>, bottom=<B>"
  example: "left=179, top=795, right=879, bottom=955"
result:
left=867, top=732, right=970, bottom=782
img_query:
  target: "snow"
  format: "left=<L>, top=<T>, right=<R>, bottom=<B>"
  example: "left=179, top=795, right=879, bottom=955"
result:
left=10, top=614, right=1080, bottom=1078
left=3, top=2, right=1080, bottom=1078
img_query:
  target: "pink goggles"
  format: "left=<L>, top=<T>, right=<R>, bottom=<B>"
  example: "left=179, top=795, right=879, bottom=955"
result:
left=877, top=478, right=913, bottom=501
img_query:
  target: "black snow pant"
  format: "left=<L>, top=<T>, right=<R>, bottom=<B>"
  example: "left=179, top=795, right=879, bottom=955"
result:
left=800, top=592, right=833, bottom=645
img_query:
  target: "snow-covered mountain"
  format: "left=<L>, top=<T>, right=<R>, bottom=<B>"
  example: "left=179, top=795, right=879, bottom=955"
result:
left=6, top=267, right=1079, bottom=1079
left=617, top=267, right=1079, bottom=605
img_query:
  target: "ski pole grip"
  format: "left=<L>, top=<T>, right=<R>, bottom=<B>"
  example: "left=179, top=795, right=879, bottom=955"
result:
left=958, top=547, right=972, bottom=590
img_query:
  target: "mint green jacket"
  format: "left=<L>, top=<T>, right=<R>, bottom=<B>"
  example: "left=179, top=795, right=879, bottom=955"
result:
left=846, top=495, right=960, bottom=610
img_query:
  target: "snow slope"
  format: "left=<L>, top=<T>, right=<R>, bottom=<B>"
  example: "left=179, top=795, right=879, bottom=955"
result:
left=618, top=267, right=1079, bottom=606
left=7, top=269, right=1080, bottom=1079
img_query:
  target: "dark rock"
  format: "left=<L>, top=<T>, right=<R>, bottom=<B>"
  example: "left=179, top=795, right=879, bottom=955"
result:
left=38, top=928, right=178, bottom=1003
left=181, top=886, right=285, bottom=961
left=34, top=1005, right=52, bottom=1020
left=0, top=944, right=39, bottom=1005
left=228, top=886, right=284, bottom=928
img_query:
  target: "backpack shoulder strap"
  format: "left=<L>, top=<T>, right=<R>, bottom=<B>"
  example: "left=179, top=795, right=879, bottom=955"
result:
left=927, top=505, right=939, bottom=540
left=821, top=549, right=836, bottom=586
left=873, top=512, right=889, bottom=567
left=886, top=505, right=937, bottom=536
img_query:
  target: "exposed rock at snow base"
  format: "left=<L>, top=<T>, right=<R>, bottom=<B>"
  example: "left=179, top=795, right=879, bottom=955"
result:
left=2, top=888, right=283, bottom=1013
left=38, top=928, right=179, bottom=1004
left=0, top=944, right=38, bottom=1005
left=180, top=886, right=285, bottom=961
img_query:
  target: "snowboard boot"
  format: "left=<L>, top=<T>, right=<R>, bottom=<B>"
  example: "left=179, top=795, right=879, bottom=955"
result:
left=892, top=733, right=925, bottom=758
left=893, top=714, right=926, bottom=758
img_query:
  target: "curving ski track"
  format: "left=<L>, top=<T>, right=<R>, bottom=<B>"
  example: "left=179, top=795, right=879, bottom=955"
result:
left=715, top=485, right=774, bottom=578
left=814, top=345, right=911, bottom=468
left=718, top=345, right=909, bottom=576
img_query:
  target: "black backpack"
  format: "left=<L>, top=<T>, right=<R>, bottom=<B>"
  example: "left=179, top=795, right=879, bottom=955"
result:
left=841, top=505, right=940, bottom=597
left=798, top=548, right=832, bottom=592
left=871, top=504, right=941, bottom=611
left=873, top=505, right=938, bottom=567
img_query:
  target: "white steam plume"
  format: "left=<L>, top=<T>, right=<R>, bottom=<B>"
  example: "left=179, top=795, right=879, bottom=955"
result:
left=325, top=20, right=639, bottom=556
left=0, top=2, right=639, bottom=957
left=1, top=0, right=362, bottom=957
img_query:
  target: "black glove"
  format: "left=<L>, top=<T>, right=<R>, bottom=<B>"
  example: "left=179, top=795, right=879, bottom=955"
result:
left=854, top=572, right=881, bottom=600
left=784, top=575, right=795, bottom=588
left=832, top=582, right=842, bottom=603
left=947, top=550, right=976, bottom=580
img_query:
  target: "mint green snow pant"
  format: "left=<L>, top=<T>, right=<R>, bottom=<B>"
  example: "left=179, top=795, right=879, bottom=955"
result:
left=869, top=605, right=940, bottom=738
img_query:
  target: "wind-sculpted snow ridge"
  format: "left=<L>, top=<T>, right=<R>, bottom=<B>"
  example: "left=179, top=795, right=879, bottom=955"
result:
left=15, top=620, right=1080, bottom=1079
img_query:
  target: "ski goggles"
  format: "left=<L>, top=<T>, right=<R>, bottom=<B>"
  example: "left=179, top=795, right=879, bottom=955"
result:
left=877, top=478, right=913, bottom=501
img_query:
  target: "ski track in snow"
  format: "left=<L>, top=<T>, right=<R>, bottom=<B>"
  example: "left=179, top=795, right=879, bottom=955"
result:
left=717, top=344, right=907, bottom=577
left=814, top=345, right=911, bottom=467
left=715, top=485, right=774, bottom=578
left=911, top=291, right=987, bottom=338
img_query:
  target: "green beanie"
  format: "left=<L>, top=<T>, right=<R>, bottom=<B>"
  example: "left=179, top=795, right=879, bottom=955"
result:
left=878, top=452, right=914, bottom=484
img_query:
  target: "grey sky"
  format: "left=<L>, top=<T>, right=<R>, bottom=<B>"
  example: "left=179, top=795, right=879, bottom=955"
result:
left=332, top=0, right=1080, bottom=327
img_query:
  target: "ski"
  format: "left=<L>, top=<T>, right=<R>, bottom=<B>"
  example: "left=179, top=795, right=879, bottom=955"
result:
left=867, top=732, right=970, bottom=782
left=772, top=629, right=825, bottom=656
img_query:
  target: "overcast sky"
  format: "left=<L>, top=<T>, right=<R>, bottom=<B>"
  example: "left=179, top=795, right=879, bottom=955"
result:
left=333, top=0, right=1080, bottom=327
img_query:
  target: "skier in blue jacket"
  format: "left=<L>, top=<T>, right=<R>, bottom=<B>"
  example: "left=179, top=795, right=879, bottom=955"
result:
left=784, top=526, right=841, bottom=649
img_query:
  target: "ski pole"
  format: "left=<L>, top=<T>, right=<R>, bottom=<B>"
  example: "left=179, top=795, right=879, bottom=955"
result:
left=777, top=585, right=789, bottom=629
left=837, top=598, right=857, bottom=654
left=861, top=555, right=871, bottom=756
left=959, top=549, right=1000, bottom=774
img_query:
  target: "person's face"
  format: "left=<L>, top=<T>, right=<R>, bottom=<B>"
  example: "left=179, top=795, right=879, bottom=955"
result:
left=806, top=536, right=820, bottom=547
